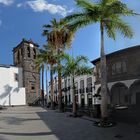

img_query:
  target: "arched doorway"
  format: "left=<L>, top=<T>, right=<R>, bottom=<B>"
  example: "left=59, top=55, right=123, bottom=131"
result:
left=129, top=80, right=140, bottom=107
left=111, top=83, right=128, bottom=106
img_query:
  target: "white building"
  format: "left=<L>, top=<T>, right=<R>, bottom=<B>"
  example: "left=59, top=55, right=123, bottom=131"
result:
left=0, top=39, right=41, bottom=106
left=48, top=71, right=101, bottom=107
left=0, top=65, right=26, bottom=106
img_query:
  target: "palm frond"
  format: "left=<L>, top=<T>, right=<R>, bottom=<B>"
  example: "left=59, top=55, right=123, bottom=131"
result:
left=61, top=54, right=90, bottom=77
left=104, top=20, right=116, bottom=40
left=75, top=55, right=88, bottom=65
left=106, top=18, right=133, bottom=39
left=76, top=0, right=96, bottom=11
left=61, top=53, right=72, bottom=64
left=43, top=24, right=52, bottom=29
left=67, top=16, right=95, bottom=33
left=105, top=0, right=139, bottom=16
left=64, top=12, right=87, bottom=23
left=75, top=66, right=92, bottom=76
left=115, top=20, right=133, bottom=38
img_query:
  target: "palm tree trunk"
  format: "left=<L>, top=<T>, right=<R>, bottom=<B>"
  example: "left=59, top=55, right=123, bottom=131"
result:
left=50, top=64, right=54, bottom=110
left=72, top=76, right=77, bottom=116
left=46, top=65, right=48, bottom=105
left=100, top=20, right=108, bottom=121
left=58, top=62, right=62, bottom=111
left=57, top=49, right=62, bottom=112
left=42, top=64, right=44, bottom=107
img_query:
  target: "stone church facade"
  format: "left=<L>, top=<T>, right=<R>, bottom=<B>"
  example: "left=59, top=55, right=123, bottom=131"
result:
left=13, top=39, right=40, bottom=105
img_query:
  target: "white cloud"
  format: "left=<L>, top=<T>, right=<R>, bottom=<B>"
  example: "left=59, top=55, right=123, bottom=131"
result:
left=17, top=3, right=22, bottom=8
left=17, top=0, right=73, bottom=17
left=0, top=0, right=14, bottom=6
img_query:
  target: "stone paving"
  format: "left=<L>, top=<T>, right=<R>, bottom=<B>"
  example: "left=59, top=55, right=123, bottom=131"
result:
left=0, top=106, right=139, bottom=140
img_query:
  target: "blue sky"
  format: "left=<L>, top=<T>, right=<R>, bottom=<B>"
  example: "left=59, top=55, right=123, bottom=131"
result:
left=0, top=0, right=140, bottom=66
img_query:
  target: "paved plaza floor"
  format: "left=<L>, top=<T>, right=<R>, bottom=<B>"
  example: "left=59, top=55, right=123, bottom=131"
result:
left=0, top=106, right=139, bottom=140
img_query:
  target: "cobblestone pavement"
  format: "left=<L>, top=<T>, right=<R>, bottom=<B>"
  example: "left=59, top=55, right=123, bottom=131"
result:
left=0, top=106, right=139, bottom=140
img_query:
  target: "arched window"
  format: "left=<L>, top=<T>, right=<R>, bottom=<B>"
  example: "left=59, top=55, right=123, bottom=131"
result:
left=33, top=48, right=36, bottom=59
left=27, top=46, right=30, bottom=57
left=17, top=50, right=20, bottom=62
left=80, top=80, right=84, bottom=93
left=111, top=83, right=128, bottom=106
left=21, top=48, right=23, bottom=56
left=86, top=77, right=92, bottom=92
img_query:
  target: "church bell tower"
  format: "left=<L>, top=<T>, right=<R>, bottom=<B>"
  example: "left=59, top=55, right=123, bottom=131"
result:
left=13, top=39, right=40, bottom=105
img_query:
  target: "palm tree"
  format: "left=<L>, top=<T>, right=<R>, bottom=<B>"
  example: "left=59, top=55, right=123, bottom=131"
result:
left=42, top=18, right=74, bottom=112
left=36, top=45, right=57, bottom=109
left=64, top=0, right=137, bottom=124
left=61, top=54, right=92, bottom=116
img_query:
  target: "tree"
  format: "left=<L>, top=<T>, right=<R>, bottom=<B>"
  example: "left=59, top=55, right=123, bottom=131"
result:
left=61, top=54, right=92, bottom=116
left=36, top=45, right=57, bottom=109
left=64, top=0, right=137, bottom=124
left=42, top=18, right=74, bottom=112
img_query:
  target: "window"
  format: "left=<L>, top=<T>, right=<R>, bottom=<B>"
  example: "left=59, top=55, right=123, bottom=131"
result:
left=76, top=95, right=78, bottom=102
left=80, top=80, right=84, bottom=93
left=27, top=46, right=30, bottom=57
left=30, top=83, right=35, bottom=91
left=112, top=61, right=127, bottom=75
left=67, top=79, right=70, bottom=91
left=122, top=61, right=127, bottom=73
left=68, top=79, right=70, bottom=86
left=87, top=77, right=92, bottom=86
left=14, top=52, right=17, bottom=64
left=64, top=79, right=67, bottom=88
left=116, top=62, right=122, bottom=73
left=21, top=48, right=23, bottom=56
left=87, top=77, right=92, bottom=92
left=14, top=73, right=19, bottom=81
left=80, top=80, right=84, bottom=88
left=33, top=48, right=36, bottom=59
left=17, top=50, right=20, bottom=63
left=88, top=96, right=92, bottom=107
left=31, top=86, right=35, bottom=90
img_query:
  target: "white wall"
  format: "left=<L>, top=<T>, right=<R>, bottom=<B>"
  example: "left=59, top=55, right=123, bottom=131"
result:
left=48, top=73, right=96, bottom=106
left=0, top=66, right=26, bottom=106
